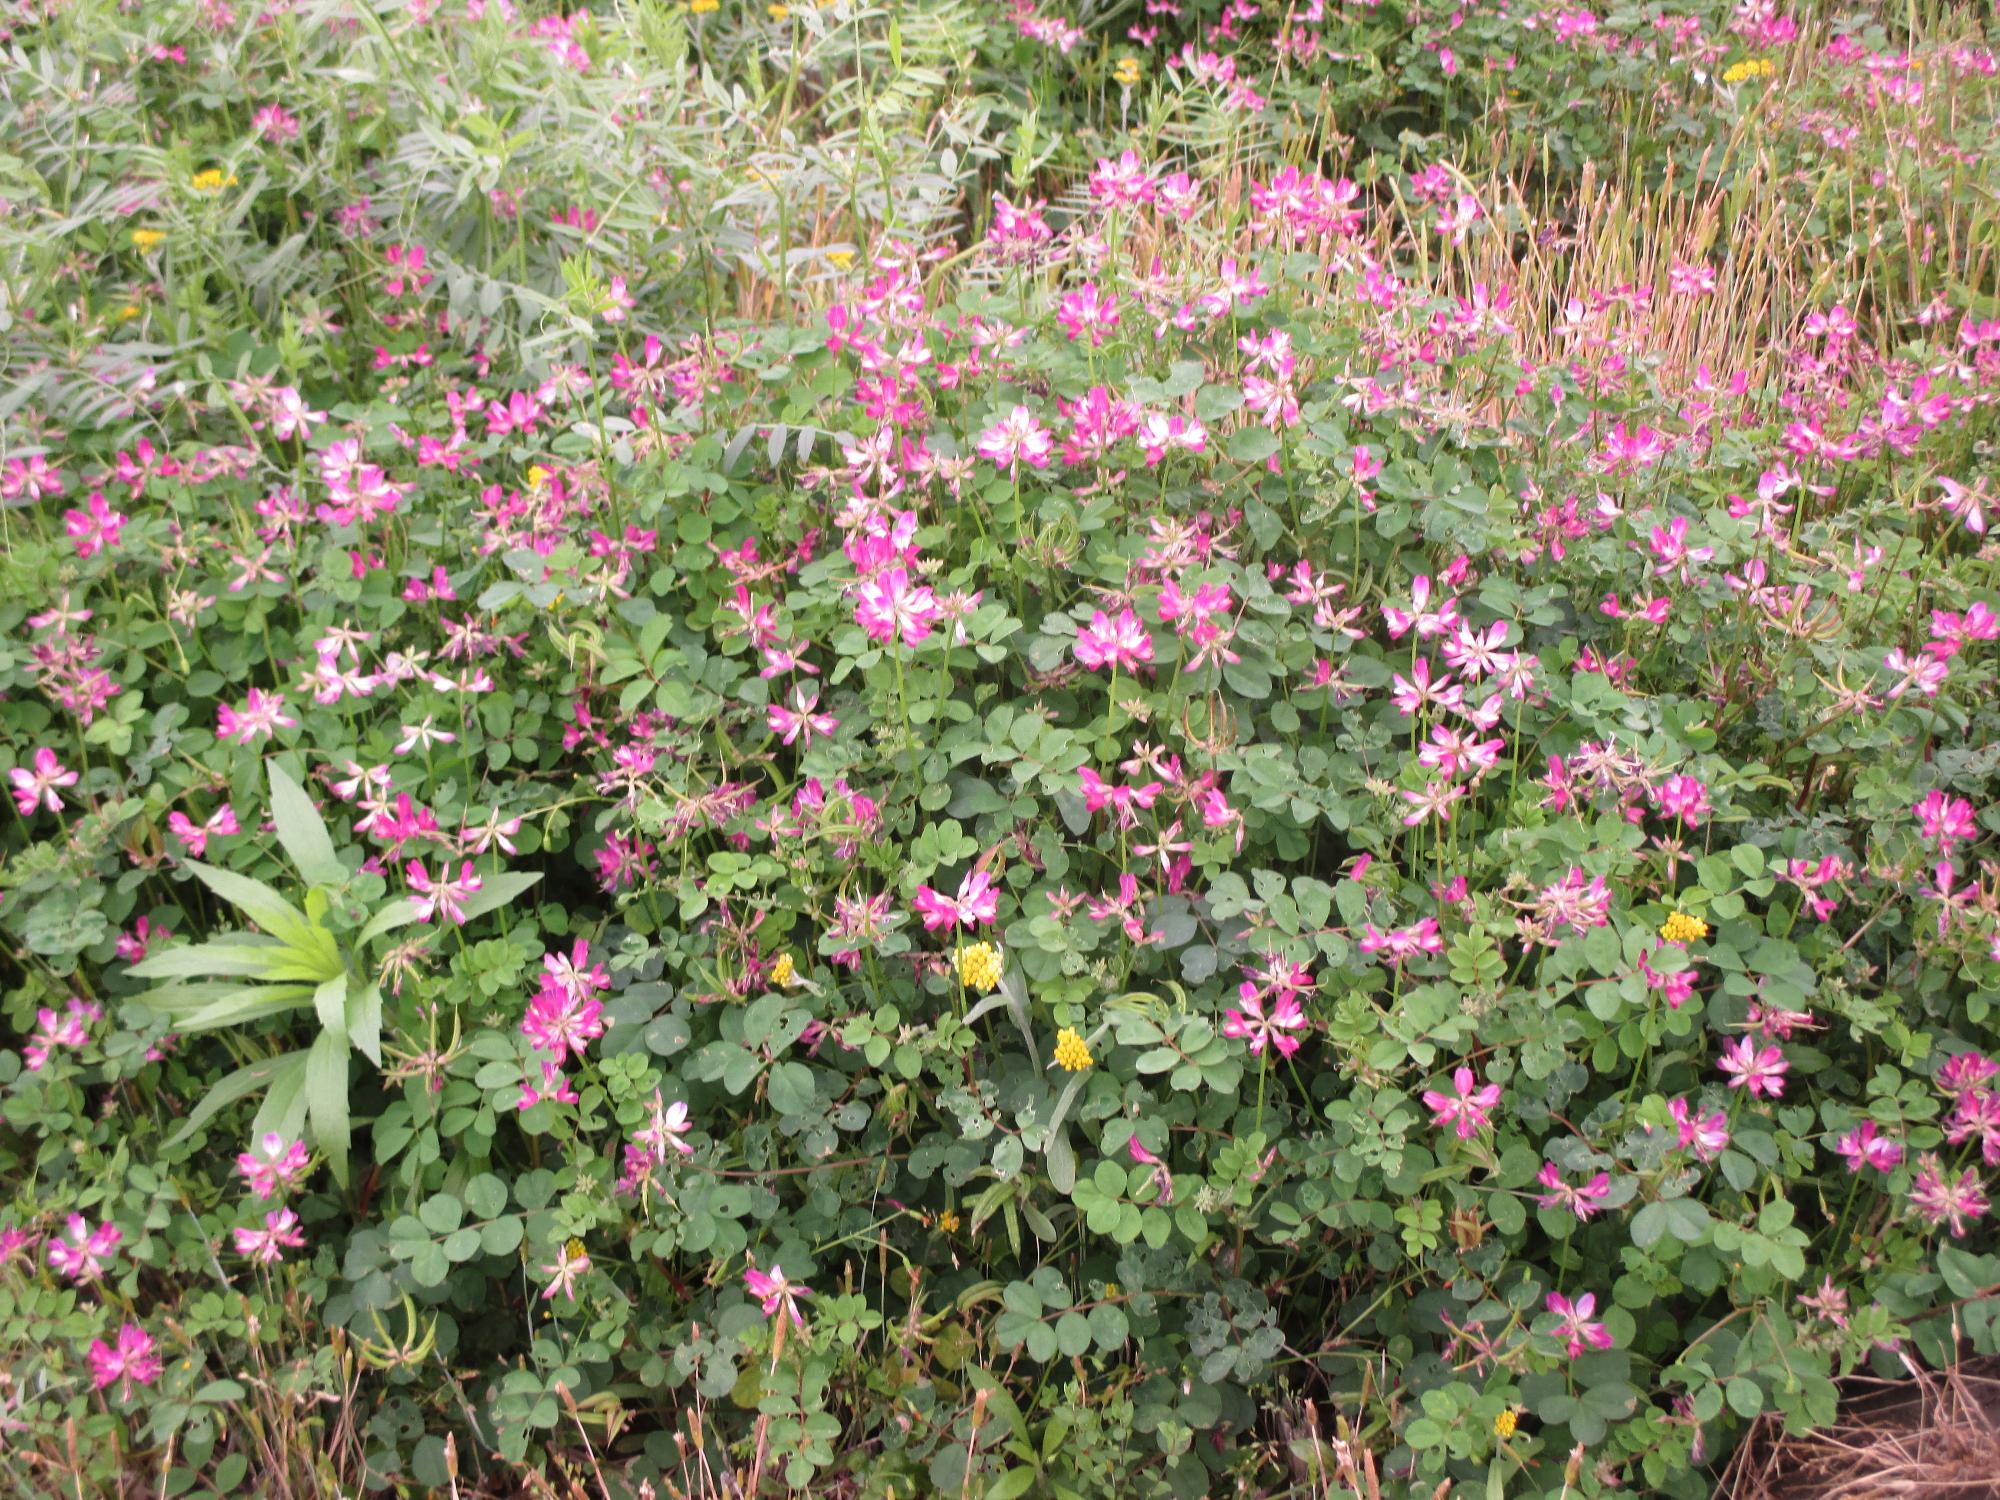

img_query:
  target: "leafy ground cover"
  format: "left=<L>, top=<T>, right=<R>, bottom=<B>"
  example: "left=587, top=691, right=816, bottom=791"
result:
left=1, top=0, right=1998, bottom=1494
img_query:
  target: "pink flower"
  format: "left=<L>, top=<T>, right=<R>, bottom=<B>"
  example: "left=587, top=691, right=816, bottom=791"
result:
left=62, top=490, right=127, bottom=559
left=87, top=1323, right=162, bottom=1400
left=9, top=747, right=78, bottom=816
left=1544, top=1292, right=1614, bottom=1358
left=232, top=1208, right=306, bottom=1265
left=47, top=1214, right=121, bottom=1282
left=1653, top=774, right=1711, bottom=826
left=1422, top=1066, right=1501, bottom=1139
left=216, top=688, right=297, bottom=745
left=1535, top=1162, right=1613, bottom=1219
left=1909, top=1153, right=1990, bottom=1237
left=236, top=1133, right=313, bottom=1199
left=911, top=869, right=1000, bottom=933
left=406, top=859, right=483, bottom=925
left=854, top=567, right=940, bottom=647
left=1946, top=1089, right=2000, bottom=1166
left=1221, top=985, right=1308, bottom=1058
left=1074, top=608, right=1154, bottom=673
left=115, top=916, right=170, bottom=964
left=1056, top=282, right=1121, bottom=345
left=540, top=1240, right=591, bottom=1301
left=1127, top=1133, right=1174, bottom=1204
left=1835, top=1119, right=1904, bottom=1174
left=1717, top=1036, right=1788, bottom=1098
left=1669, top=1098, right=1730, bottom=1161
left=522, top=969, right=608, bottom=1064
left=744, top=1259, right=812, bottom=1332
left=1914, top=790, right=1977, bottom=853
left=634, top=1092, right=696, bottom=1160
left=974, top=405, right=1054, bottom=474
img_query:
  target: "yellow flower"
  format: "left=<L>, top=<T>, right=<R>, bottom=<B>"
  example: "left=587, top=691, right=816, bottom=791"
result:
left=768, top=2, right=789, bottom=15
left=769, top=952, right=797, bottom=987
left=525, top=464, right=551, bottom=489
left=828, top=249, right=855, bottom=269
left=1113, top=57, right=1141, bottom=87
left=1660, top=911, right=1709, bottom=944
left=687, top=0, right=718, bottom=13
left=1053, top=1027, right=1093, bottom=1072
left=112, top=302, right=142, bottom=322
left=1494, top=1408, right=1518, bottom=1438
left=955, top=942, right=1003, bottom=993
left=189, top=168, right=238, bottom=193
left=936, top=1209, right=960, bottom=1233
left=1721, top=56, right=1775, bottom=84
left=130, top=228, right=165, bottom=251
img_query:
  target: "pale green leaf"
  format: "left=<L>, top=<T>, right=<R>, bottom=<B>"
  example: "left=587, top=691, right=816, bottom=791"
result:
left=306, top=1028, right=351, bottom=1186
left=267, top=759, right=346, bottom=888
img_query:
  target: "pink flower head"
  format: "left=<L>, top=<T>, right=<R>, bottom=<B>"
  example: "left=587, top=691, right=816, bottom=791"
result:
left=1909, top=1153, right=1990, bottom=1238
left=406, top=859, right=483, bottom=925
left=910, top=868, right=999, bottom=933
left=1221, top=985, right=1308, bottom=1058
left=236, top=1133, right=313, bottom=1199
left=47, top=1214, right=121, bottom=1282
left=1545, top=1291, right=1614, bottom=1358
left=215, top=688, right=297, bottom=745
left=1534, top=1161, right=1614, bottom=1220
left=974, top=405, right=1054, bottom=474
left=1717, top=1035, right=1788, bottom=1098
left=1422, top=1066, right=1501, bottom=1139
left=540, top=1239, right=591, bottom=1301
left=9, top=747, right=78, bottom=816
left=1835, top=1119, right=1904, bottom=1174
left=232, top=1207, right=306, bottom=1265
left=1914, top=790, right=1977, bottom=853
left=1669, top=1097, right=1730, bottom=1161
left=87, top=1323, right=162, bottom=1400
left=62, top=490, right=128, bottom=559
left=854, top=567, right=940, bottom=648
left=634, top=1091, right=696, bottom=1160
left=1074, top=608, right=1154, bottom=673
left=744, top=1259, right=812, bottom=1332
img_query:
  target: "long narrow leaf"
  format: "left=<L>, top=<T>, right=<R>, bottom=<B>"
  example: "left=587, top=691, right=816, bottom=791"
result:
left=184, top=859, right=317, bottom=948
left=251, top=1053, right=311, bottom=1147
left=137, top=981, right=315, bottom=1017
left=169, top=1052, right=304, bottom=1146
left=305, top=1028, right=352, bottom=1187
left=174, top=989, right=320, bottom=1033
left=453, top=870, right=544, bottom=925
left=357, top=895, right=425, bottom=947
left=346, top=981, right=383, bottom=1067
left=313, top=972, right=349, bottom=1042
left=129, top=938, right=289, bottom=981
left=267, top=759, right=347, bottom=889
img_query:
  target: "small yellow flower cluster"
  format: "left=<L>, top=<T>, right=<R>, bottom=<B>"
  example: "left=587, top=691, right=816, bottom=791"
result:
left=769, top=952, right=797, bottom=987
left=1053, top=1027, right=1093, bottom=1072
left=131, top=228, right=166, bottom=251
left=1722, top=57, right=1776, bottom=84
left=1660, top=911, right=1710, bottom=944
left=190, top=168, right=239, bottom=192
left=768, top=2, right=789, bottom=16
left=955, top=941, right=1003, bottom=993
left=935, top=1209, right=960, bottom=1233
left=1494, top=1408, right=1519, bottom=1438
left=1112, top=57, right=1141, bottom=87
left=687, top=0, right=718, bottom=14
left=525, top=464, right=551, bottom=489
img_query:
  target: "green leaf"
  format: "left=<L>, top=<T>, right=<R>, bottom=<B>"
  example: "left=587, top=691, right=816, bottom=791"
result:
left=453, top=870, right=543, bottom=926
left=314, top=972, right=349, bottom=1042
left=267, top=759, right=346, bottom=888
left=357, top=896, right=425, bottom=947
left=184, top=859, right=319, bottom=951
left=249, top=1052, right=311, bottom=1145
left=306, top=1028, right=352, bottom=1187
left=173, top=987, right=320, bottom=1033
left=130, top=938, right=290, bottom=981
left=169, top=1052, right=306, bottom=1146
left=347, top=981, right=383, bottom=1067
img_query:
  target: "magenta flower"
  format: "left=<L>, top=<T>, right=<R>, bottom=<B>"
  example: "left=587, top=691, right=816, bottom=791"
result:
left=634, top=1091, right=696, bottom=1160
left=406, top=859, right=483, bottom=925
left=1717, top=1036, right=1788, bottom=1098
left=1835, top=1119, right=1904, bottom=1174
left=1669, top=1098, right=1730, bottom=1162
left=540, top=1240, right=591, bottom=1301
left=522, top=978, right=607, bottom=1064
left=1127, top=1133, right=1174, bottom=1204
left=1946, top=1089, right=2000, bottom=1166
left=1073, top=608, right=1154, bottom=673
left=1422, top=1066, right=1501, bottom=1139
left=1221, top=985, right=1308, bottom=1058
left=853, top=566, right=940, bottom=647
left=87, top=1323, right=162, bottom=1399
left=1545, top=1292, right=1614, bottom=1358
left=974, top=405, right=1054, bottom=474
left=910, top=868, right=1000, bottom=933
left=1914, top=790, right=1977, bottom=853
left=9, top=747, right=78, bottom=816
left=1534, top=1161, right=1614, bottom=1220
left=62, top=489, right=128, bottom=559
left=232, top=1208, right=307, bottom=1265
left=236, top=1133, right=313, bottom=1199
left=1909, top=1153, right=1990, bottom=1238
left=215, top=688, right=297, bottom=745
left=47, top=1214, right=121, bottom=1282
left=744, top=1259, right=812, bottom=1332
